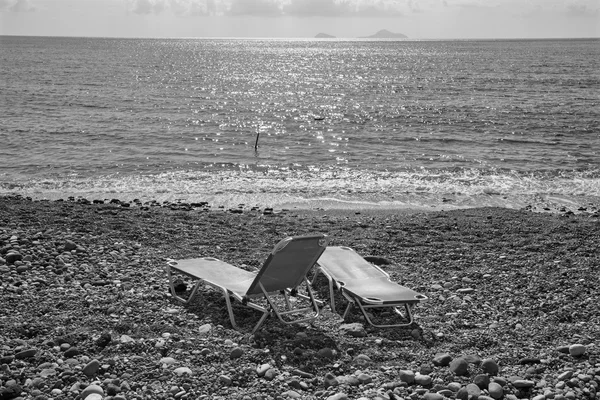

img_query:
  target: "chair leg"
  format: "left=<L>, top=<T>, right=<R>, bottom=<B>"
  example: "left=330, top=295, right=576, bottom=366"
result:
left=355, top=301, right=415, bottom=328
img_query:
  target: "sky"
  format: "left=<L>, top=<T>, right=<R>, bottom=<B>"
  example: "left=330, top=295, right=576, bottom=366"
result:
left=0, top=0, right=599, bottom=39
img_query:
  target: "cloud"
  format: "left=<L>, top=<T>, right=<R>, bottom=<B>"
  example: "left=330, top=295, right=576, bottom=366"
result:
left=227, top=0, right=281, bottom=16
left=124, top=0, right=422, bottom=17
left=0, top=0, right=35, bottom=12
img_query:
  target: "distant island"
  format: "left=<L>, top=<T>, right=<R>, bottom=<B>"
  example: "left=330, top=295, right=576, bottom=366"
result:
left=360, top=29, right=408, bottom=39
left=314, top=29, right=407, bottom=39
left=315, top=33, right=336, bottom=38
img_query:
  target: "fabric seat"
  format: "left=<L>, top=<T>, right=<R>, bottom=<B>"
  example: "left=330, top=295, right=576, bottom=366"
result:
left=167, top=235, right=328, bottom=332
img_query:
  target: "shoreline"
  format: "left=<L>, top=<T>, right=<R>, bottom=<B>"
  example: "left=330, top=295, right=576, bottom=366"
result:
left=1, top=194, right=599, bottom=400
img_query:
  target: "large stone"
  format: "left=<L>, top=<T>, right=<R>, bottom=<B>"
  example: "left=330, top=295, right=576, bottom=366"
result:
left=449, top=358, right=469, bottom=376
left=432, top=353, right=453, bottom=367
left=5, top=252, right=22, bottom=265
left=422, top=393, right=444, bottom=400
left=466, top=383, right=481, bottom=397
left=173, top=367, right=193, bottom=376
left=398, top=370, right=415, bottom=384
left=82, top=359, right=100, bottom=377
left=415, top=373, right=432, bottom=387
left=324, top=373, right=339, bottom=388
left=488, top=382, right=504, bottom=399
left=569, top=344, right=586, bottom=357
left=481, top=358, right=499, bottom=375
left=474, top=373, right=490, bottom=389
left=80, top=384, right=104, bottom=399
left=339, top=323, right=367, bottom=337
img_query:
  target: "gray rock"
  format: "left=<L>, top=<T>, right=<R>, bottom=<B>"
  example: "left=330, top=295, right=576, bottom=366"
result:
left=432, top=352, right=453, bottom=366
left=569, top=344, right=586, bottom=357
left=15, top=349, right=37, bottom=359
left=324, top=372, right=339, bottom=388
left=466, top=383, right=481, bottom=397
left=230, top=347, right=244, bottom=359
left=80, top=384, right=104, bottom=399
left=481, top=358, right=499, bottom=375
left=326, top=393, right=349, bottom=400
left=512, top=379, right=535, bottom=388
left=219, top=375, right=232, bottom=385
left=398, top=370, right=415, bottom=384
left=488, top=381, right=504, bottom=399
left=82, top=359, right=100, bottom=377
left=415, top=373, right=432, bottom=386
left=173, top=367, right=193, bottom=376
left=474, top=373, right=490, bottom=389
left=339, top=323, right=367, bottom=337
left=352, top=354, right=371, bottom=366
left=449, top=358, right=469, bottom=376
left=264, top=368, right=278, bottom=381
left=422, top=393, right=444, bottom=400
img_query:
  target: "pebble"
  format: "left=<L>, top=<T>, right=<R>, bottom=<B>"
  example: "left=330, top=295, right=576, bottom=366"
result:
left=449, top=358, right=469, bottom=376
left=569, top=344, right=586, bottom=357
left=230, top=347, right=244, bottom=359
left=432, top=353, right=453, bottom=367
left=173, top=367, right=193, bottom=376
left=80, top=384, right=104, bottom=399
left=83, top=359, right=100, bottom=376
left=481, top=358, right=499, bottom=375
left=398, top=370, right=415, bottom=384
left=326, top=393, right=348, bottom=400
left=488, top=381, right=504, bottom=399
left=339, top=323, right=367, bottom=337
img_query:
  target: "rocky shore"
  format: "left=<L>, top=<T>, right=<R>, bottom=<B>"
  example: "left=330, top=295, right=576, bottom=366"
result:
left=1, top=195, right=598, bottom=400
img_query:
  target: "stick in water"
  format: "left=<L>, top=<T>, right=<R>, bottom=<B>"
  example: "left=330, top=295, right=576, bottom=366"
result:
left=254, top=132, right=260, bottom=150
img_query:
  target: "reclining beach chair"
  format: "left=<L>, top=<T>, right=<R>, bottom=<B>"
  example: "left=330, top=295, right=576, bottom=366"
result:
left=315, top=246, right=428, bottom=328
left=167, top=235, right=327, bottom=333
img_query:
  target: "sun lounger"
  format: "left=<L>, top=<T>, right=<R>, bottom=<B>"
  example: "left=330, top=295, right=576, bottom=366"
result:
left=315, top=246, right=428, bottom=328
left=167, top=235, right=328, bottom=333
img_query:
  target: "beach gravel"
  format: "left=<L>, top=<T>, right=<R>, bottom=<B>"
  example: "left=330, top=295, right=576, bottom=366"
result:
left=0, top=195, right=599, bottom=399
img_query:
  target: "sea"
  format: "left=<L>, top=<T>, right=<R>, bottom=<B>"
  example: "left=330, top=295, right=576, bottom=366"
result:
left=1, top=36, right=599, bottom=211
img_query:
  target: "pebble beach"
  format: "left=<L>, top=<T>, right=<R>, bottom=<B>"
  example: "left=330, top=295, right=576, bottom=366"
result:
left=1, top=195, right=599, bottom=400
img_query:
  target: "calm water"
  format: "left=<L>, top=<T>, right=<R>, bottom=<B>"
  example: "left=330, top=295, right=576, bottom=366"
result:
left=1, top=36, right=599, bottom=210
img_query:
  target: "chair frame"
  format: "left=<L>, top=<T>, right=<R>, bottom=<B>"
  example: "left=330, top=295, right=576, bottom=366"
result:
left=314, top=246, right=428, bottom=328
left=167, top=235, right=327, bottom=333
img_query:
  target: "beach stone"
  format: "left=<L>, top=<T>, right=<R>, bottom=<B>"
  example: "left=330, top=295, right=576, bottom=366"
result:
left=0, top=382, right=22, bottom=399
left=357, top=373, right=372, bottom=385
left=466, top=383, right=481, bottom=397
left=173, top=367, right=193, bottom=376
left=556, top=345, right=571, bottom=354
left=398, top=370, right=415, bottom=384
left=569, top=344, right=586, bottom=357
left=339, top=323, right=367, bottom=337
left=422, top=393, right=444, bottom=400
left=318, top=348, right=335, bottom=359
left=264, top=368, right=278, bottom=380
left=449, top=358, right=469, bottom=376
left=160, top=357, right=176, bottom=365
left=455, top=387, right=469, bottom=400
left=324, top=373, right=339, bottom=388
left=63, top=347, right=79, bottom=357
left=512, top=379, right=535, bottom=388
left=352, top=354, right=371, bottom=366
left=83, top=359, right=100, bottom=377
left=257, top=363, right=270, bottom=376
left=447, top=382, right=462, bottom=392
left=15, top=349, right=37, bottom=359
left=488, top=381, right=504, bottom=399
left=558, top=370, right=573, bottom=381
left=230, top=347, right=244, bottom=359
left=433, top=353, right=453, bottom=366
left=415, top=373, right=432, bottom=387
left=5, top=252, right=22, bottom=264
left=326, top=394, right=348, bottom=400
left=282, top=390, right=302, bottom=398
left=474, top=373, right=490, bottom=389
left=219, top=375, right=232, bottom=385
left=198, top=324, right=212, bottom=335
left=80, top=384, right=104, bottom=399
left=119, top=335, right=134, bottom=343
left=481, top=358, right=499, bottom=375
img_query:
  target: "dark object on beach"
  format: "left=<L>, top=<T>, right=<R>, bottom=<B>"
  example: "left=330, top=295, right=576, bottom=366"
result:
left=364, top=255, right=391, bottom=265
left=96, top=332, right=112, bottom=349
left=172, top=278, right=187, bottom=293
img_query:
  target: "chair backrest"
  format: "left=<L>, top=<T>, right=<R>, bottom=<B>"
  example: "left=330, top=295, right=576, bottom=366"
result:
left=246, top=234, right=327, bottom=295
left=318, top=246, right=389, bottom=282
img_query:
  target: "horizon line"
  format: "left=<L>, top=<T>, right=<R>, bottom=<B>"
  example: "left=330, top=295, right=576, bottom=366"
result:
left=1, top=34, right=599, bottom=41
